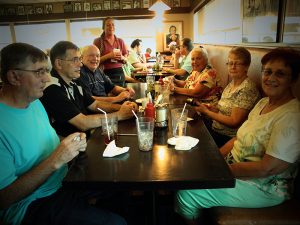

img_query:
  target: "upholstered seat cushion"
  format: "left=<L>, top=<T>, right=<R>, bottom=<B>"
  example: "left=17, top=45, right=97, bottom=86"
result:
left=206, top=199, right=300, bottom=225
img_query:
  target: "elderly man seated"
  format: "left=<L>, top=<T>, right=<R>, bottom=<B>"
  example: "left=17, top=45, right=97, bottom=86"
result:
left=78, top=45, right=135, bottom=103
left=40, top=41, right=137, bottom=138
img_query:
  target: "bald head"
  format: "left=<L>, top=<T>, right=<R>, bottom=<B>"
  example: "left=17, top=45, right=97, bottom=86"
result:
left=81, top=45, right=101, bottom=72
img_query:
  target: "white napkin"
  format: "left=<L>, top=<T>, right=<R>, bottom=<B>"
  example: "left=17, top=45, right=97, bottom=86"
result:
left=103, top=140, right=129, bottom=157
left=167, top=136, right=199, bottom=150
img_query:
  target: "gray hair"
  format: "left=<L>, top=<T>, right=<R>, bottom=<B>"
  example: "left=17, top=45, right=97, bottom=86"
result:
left=191, top=47, right=208, bottom=64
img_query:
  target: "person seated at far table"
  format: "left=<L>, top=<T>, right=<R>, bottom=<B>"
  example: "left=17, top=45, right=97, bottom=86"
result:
left=127, top=39, right=153, bottom=69
left=122, top=59, right=141, bottom=83
left=194, top=47, right=261, bottom=147
left=175, top=47, right=300, bottom=225
left=0, top=42, right=127, bottom=225
left=169, top=47, right=222, bottom=107
left=40, top=41, right=137, bottom=138
left=163, top=38, right=194, bottom=80
left=78, top=45, right=136, bottom=103
left=144, top=47, right=154, bottom=62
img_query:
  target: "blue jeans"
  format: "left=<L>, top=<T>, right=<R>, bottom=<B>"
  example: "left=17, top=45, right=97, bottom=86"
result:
left=21, top=188, right=127, bottom=225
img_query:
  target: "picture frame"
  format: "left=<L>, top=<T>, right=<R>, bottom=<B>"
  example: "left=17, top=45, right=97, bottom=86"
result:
left=17, top=5, right=25, bottom=15
left=45, top=4, right=53, bottom=14
left=122, top=1, right=132, bottom=9
left=163, top=21, right=183, bottom=51
left=73, top=2, right=82, bottom=12
left=142, top=0, right=150, bottom=8
left=103, top=1, right=111, bottom=10
left=0, top=8, right=4, bottom=16
left=133, top=0, right=141, bottom=8
left=111, top=0, right=120, bottom=9
left=6, top=7, right=16, bottom=15
left=92, top=3, right=102, bottom=11
left=63, top=4, right=73, bottom=13
left=25, top=5, right=34, bottom=15
left=172, top=0, right=180, bottom=7
left=35, top=7, right=43, bottom=14
left=83, top=2, right=91, bottom=11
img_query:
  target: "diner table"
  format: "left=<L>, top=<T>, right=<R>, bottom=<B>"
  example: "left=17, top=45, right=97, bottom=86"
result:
left=64, top=83, right=235, bottom=224
left=133, top=69, right=173, bottom=81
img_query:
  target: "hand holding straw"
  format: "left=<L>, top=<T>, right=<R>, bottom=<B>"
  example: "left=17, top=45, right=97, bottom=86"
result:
left=97, top=107, right=110, bottom=141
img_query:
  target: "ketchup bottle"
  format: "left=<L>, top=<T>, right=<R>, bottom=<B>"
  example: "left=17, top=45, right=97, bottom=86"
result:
left=144, top=102, right=155, bottom=119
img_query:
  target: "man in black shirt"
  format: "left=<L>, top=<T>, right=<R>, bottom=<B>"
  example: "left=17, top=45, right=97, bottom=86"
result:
left=40, top=41, right=137, bottom=138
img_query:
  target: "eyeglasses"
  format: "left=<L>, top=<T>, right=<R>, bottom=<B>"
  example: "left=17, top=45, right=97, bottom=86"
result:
left=261, top=69, right=289, bottom=78
left=226, top=61, right=244, bottom=67
left=58, top=57, right=82, bottom=64
left=14, top=68, right=50, bottom=78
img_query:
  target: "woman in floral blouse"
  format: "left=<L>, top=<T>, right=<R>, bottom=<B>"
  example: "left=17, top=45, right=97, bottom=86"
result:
left=169, top=47, right=222, bottom=106
left=195, top=47, right=261, bottom=147
left=175, top=47, right=300, bottom=225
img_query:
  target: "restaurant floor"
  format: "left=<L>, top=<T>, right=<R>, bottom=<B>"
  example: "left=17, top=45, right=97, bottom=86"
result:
left=95, top=190, right=187, bottom=225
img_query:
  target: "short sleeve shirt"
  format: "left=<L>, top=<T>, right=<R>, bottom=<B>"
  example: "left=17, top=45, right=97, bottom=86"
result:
left=228, top=98, right=300, bottom=199
left=127, top=50, right=141, bottom=65
left=184, top=65, right=222, bottom=105
left=212, top=77, right=260, bottom=137
left=93, top=35, right=127, bottom=70
left=40, top=69, right=95, bottom=137
left=0, top=100, right=66, bottom=225
left=180, top=52, right=192, bottom=74
left=78, top=64, right=115, bottom=97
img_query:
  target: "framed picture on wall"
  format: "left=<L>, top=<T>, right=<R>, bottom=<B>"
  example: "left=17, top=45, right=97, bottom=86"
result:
left=35, top=7, right=43, bottom=14
left=122, top=1, right=132, bottom=9
left=7, top=7, right=16, bottom=15
left=0, top=8, right=4, bottom=16
left=45, top=4, right=53, bottom=14
left=17, top=6, right=25, bottom=15
left=143, top=0, right=150, bottom=8
left=83, top=2, right=91, bottom=11
left=74, top=2, right=82, bottom=12
left=133, top=0, right=141, bottom=8
left=163, top=21, right=183, bottom=51
left=92, top=3, right=102, bottom=11
left=63, top=3, right=72, bottom=13
left=112, top=0, right=120, bottom=9
left=172, top=0, right=180, bottom=7
left=25, top=5, right=34, bottom=14
left=103, top=1, right=111, bottom=10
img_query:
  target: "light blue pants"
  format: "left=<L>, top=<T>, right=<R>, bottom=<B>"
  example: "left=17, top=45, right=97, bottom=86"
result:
left=175, top=179, right=285, bottom=220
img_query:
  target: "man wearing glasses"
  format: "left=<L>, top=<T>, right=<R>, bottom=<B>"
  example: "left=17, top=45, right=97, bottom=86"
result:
left=0, top=43, right=126, bottom=225
left=40, top=41, right=137, bottom=138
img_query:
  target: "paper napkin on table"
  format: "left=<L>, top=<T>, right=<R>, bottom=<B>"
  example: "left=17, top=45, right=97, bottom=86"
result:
left=103, top=140, right=129, bottom=157
left=167, top=136, right=199, bottom=151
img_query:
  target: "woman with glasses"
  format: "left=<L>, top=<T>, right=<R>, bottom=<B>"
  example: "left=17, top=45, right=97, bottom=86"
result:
left=176, top=47, right=300, bottom=225
left=194, top=47, right=260, bottom=147
left=93, top=17, right=127, bottom=87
